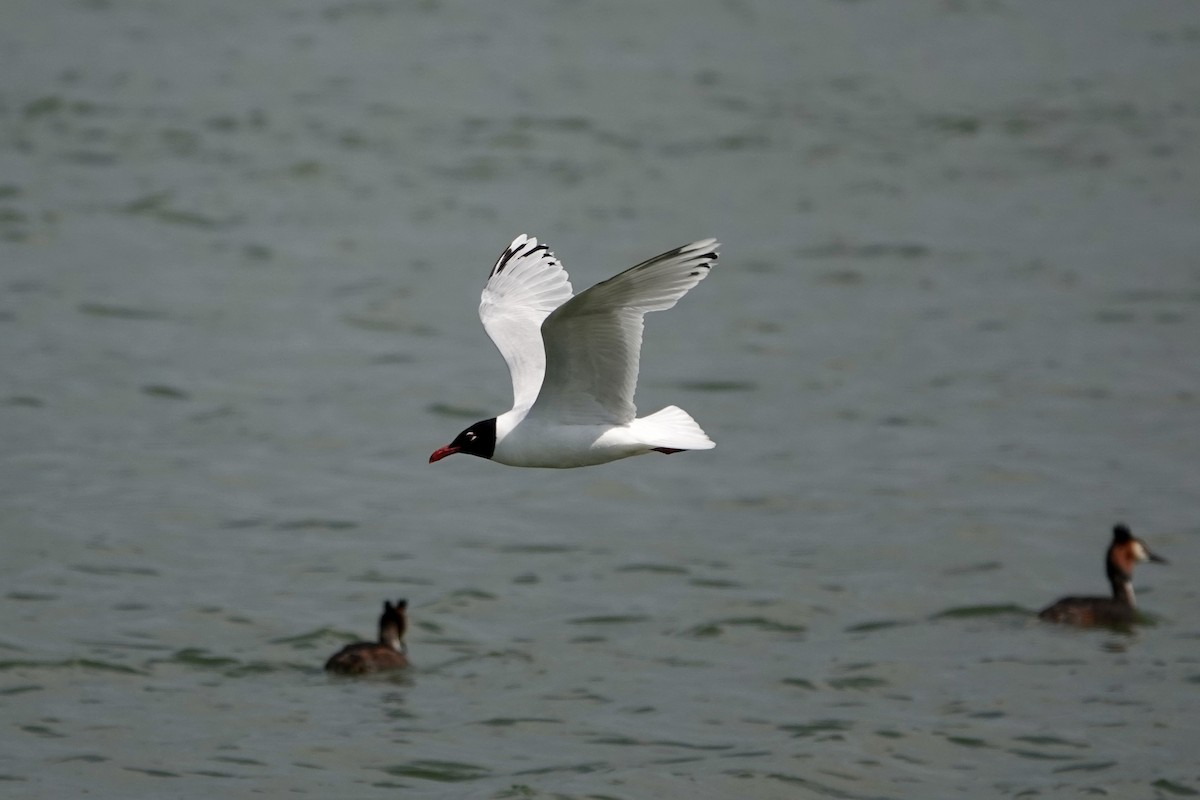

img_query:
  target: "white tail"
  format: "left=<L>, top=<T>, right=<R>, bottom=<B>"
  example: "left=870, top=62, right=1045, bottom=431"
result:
left=635, top=405, right=715, bottom=450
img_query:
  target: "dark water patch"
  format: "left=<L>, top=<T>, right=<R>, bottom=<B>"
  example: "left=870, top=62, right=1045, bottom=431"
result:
left=956, top=713, right=1003, bottom=725
left=689, top=577, right=742, bottom=588
left=142, top=384, right=190, bottom=400
left=70, top=563, right=159, bottom=577
left=478, top=717, right=561, bottom=727
left=589, top=734, right=638, bottom=746
left=448, top=588, right=497, bottom=600
left=650, top=755, right=706, bottom=765
left=759, top=770, right=861, bottom=797
left=719, top=750, right=773, bottom=760
left=1111, top=288, right=1200, bottom=304
left=874, top=729, right=903, bottom=739
left=879, top=414, right=934, bottom=428
left=659, top=131, right=772, bottom=156
left=844, top=619, right=910, bottom=633
left=212, top=755, right=267, bottom=766
left=779, top=719, right=852, bottom=739
left=816, top=269, right=864, bottom=286
left=151, top=648, right=307, bottom=678
left=540, top=688, right=609, bottom=703
left=922, top=113, right=983, bottom=136
left=590, top=734, right=732, bottom=752
left=78, top=302, right=167, bottom=321
left=1015, top=734, right=1088, bottom=749
left=569, top=614, right=650, bottom=626
left=123, top=766, right=180, bottom=778
left=653, top=656, right=710, bottom=668
left=617, top=563, right=689, bottom=575
left=120, top=191, right=238, bottom=229
left=6, top=591, right=57, bottom=601
left=0, top=207, right=29, bottom=224
left=273, top=518, right=358, bottom=531
left=982, top=656, right=1088, bottom=667
left=1050, top=760, right=1115, bottom=774
left=369, top=352, right=414, bottom=365
left=381, top=759, right=490, bottom=783
left=24, top=95, right=65, bottom=118
left=671, top=379, right=758, bottom=393
left=942, top=561, right=1003, bottom=576
left=685, top=616, right=804, bottom=638
left=651, top=739, right=734, bottom=751
left=167, top=648, right=240, bottom=670
left=943, top=735, right=990, bottom=748
left=512, top=573, right=539, bottom=584
left=827, top=675, right=888, bottom=691
left=3, top=396, right=45, bottom=408
left=271, top=627, right=339, bottom=647
left=58, top=754, right=107, bottom=763
left=498, top=543, right=578, bottom=554
left=225, top=660, right=313, bottom=678
left=242, top=242, right=273, bottom=261
left=511, top=761, right=608, bottom=777
left=1007, top=748, right=1077, bottom=761
left=1152, top=779, right=1199, bottom=796
left=0, top=684, right=41, bottom=696
left=782, top=677, right=818, bottom=690
left=929, top=604, right=1030, bottom=620
left=20, top=724, right=65, bottom=739
left=426, top=402, right=489, bottom=419
left=286, top=160, right=323, bottom=178
left=798, top=240, right=930, bottom=261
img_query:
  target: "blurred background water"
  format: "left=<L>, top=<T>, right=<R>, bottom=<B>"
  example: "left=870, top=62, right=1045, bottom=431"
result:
left=2, top=1, right=1199, bottom=797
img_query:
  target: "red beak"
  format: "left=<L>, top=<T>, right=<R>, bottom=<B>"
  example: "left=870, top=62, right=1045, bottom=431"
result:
left=429, top=446, right=459, bottom=463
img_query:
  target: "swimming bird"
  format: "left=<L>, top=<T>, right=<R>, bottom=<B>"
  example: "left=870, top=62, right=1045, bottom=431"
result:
left=1038, top=524, right=1167, bottom=628
left=429, top=235, right=719, bottom=468
left=325, top=599, right=409, bottom=674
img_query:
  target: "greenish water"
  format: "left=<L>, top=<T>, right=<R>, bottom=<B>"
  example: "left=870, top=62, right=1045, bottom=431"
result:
left=2, top=0, right=1199, bottom=797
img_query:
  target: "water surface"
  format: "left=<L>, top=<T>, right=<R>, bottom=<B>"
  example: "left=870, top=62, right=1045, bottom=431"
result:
left=2, top=1, right=1199, bottom=797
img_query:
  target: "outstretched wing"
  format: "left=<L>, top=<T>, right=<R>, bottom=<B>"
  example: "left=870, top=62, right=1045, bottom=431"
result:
left=531, top=239, right=719, bottom=424
left=478, top=235, right=575, bottom=412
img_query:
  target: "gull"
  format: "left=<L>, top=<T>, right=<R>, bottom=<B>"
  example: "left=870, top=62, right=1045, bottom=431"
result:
left=429, top=235, right=719, bottom=468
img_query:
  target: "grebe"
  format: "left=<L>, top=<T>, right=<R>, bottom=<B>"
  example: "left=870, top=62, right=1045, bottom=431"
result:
left=1038, top=524, right=1167, bottom=628
left=325, top=599, right=409, bottom=674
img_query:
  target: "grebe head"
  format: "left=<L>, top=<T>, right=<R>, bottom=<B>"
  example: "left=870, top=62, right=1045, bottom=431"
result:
left=379, top=598, right=409, bottom=654
left=1106, top=524, right=1167, bottom=604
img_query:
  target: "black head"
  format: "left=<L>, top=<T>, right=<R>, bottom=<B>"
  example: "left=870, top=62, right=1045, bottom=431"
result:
left=1111, top=523, right=1133, bottom=544
left=429, top=417, right=497, bottom=463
